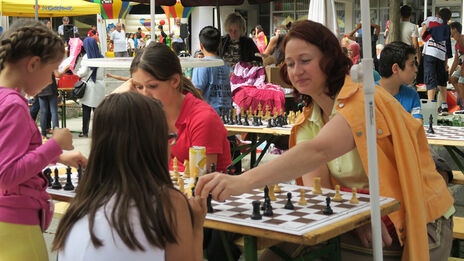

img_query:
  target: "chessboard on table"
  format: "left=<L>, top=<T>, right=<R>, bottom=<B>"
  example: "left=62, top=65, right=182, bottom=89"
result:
left=425, top=125, right=464, bottom=141
left=204, top=183, right=395, bottom=236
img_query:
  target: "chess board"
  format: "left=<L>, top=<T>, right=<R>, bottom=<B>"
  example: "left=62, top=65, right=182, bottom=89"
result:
left=46, top=168, right=395, bottom=237
left=205, top=184, right=395, bottom=236
left=425, top=126, right=464, bottom=141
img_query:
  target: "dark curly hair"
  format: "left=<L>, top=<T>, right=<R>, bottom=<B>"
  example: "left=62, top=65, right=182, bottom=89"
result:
left=280, top=20, right=352, bottom=106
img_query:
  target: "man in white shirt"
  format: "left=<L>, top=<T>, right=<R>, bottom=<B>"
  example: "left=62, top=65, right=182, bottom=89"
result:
left=170, top=18, right=186, bottom=55
left=400, top=5, right=420, bottom=64
left=57, top=17, right=78, bottom=44
left=111, top=23, right=127, bottom=57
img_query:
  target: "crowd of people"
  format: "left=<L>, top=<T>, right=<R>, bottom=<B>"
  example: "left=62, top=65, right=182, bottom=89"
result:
left=0, top=6, right=462, bottom=261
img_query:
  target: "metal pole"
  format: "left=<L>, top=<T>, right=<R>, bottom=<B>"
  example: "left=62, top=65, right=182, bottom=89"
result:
left=35, top=0, right=38, bottom=20
left=360, top=0, right=382, bottom=259
left=150, top=0, right=156, bottom=37
left=216, top=0, right=220, bottom=32
left=424, top=0, right=427, bottom=21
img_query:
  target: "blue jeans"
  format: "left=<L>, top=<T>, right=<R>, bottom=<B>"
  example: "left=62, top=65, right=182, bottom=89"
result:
left=29, top=96, right=40, bottom=121
left=38, top=95, right=59, bottom=136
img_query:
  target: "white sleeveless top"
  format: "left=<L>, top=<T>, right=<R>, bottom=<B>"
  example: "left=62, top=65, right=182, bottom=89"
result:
left=58, top=201, right=165, bottom=261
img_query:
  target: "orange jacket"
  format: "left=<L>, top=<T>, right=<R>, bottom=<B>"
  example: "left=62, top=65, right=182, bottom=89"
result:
left=290, top=76, right=453, bottom=260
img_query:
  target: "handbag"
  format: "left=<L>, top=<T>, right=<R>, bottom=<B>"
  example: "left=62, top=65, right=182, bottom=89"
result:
left=71, top=74, right=92, bottom=99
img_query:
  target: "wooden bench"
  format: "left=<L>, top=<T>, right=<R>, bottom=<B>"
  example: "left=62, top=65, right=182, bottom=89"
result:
left=452, top=216, right=464, bottom=257
left=53, top=202, right=70, bottom=219
left=452, top=171, right=464, bottom=185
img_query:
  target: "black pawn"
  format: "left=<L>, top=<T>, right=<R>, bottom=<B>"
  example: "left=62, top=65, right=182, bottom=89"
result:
left=251, top=200, right=262, bottom=220
left=322, top=196, right=333, bottom=215
left=284, top=192, right=294, bottom=210
left=427, top=115, right=435, bottom=134
left=221, top=109, right=226, bottom=124
left=51, top=168, right=62, bottom=189
left=243, top=114, right=249, bottom=126
left=277, top=115, right=283, bottom=127
left=267, top=118, right=273, bottom=128
left=43, top=168, right=53, bottom=187
left=210, top=163, right=216, bottom=173
left=263, top=201, right=273, bottom=216
left=207, top=194, right=214, bottom=213
left=63, top=166, right=75, bottom=191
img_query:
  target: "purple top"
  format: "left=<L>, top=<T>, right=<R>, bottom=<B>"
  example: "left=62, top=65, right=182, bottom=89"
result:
left=0, top=87, right=62, bottom=225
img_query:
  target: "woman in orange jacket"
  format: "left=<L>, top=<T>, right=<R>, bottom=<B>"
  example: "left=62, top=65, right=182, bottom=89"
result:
left=197, top=20, right=454, bottom=261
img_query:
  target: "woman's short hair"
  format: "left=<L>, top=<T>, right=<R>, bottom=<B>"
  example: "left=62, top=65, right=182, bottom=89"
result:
left=280, top=20, right=352, bottom=106
left=224, top=13, right=246, bottom=36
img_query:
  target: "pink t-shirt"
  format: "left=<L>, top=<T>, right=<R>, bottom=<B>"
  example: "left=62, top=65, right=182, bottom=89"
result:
left=170, top=92, right=231, bottom=172
left=0, top=87, right=62, bottom=226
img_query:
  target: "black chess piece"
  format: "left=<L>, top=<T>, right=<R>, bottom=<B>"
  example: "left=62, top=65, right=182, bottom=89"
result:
left=267, top=118, right=273, bottom=128
left=235, top=115, right=241, bottom=125
left=262, top=186, right=269, bottom=210
left=243, top=114, right=249, bottom=126
left=207, top=194, right=214, bottom=213
left=43, top=168, right=53, bottom=187
left=210, top=163, right=216, bottom=173
left=238, top=114, right=242, bottom=125
left=263, top=201, right=273, bottom=216
left=277, top=115, right=283, bottom=127
left=63, top=166, right=75, bottom=191
left=220, top=108, right=226, bottom=124
left=258, top=116, right=263, bottom=126
left=251, top=200, right=262, bottom=220
left=284, top=192, right=294, bottom=210
left=322, top=196, right=333, bottom=215
left=427, top=114, right=435, bottom=134
left=283, top=113, right=288, bottom=125
left=77, top=164, right=82, bottom=183
left=51, top=168, right=62, bottom=189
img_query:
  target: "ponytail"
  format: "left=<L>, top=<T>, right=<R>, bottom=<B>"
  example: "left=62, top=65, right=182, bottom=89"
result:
left=180, top=75, right=202, bottom=99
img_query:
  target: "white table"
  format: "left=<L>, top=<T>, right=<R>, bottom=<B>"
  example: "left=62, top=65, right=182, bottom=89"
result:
left=81, top=57, right=224, bottom=69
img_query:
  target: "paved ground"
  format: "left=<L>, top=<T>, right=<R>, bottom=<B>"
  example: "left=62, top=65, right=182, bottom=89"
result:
left=44, top=116, right=464, bottom=260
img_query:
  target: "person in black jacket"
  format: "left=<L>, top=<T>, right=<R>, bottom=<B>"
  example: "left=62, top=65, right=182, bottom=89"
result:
left=219, top=13, right=262, bottom=70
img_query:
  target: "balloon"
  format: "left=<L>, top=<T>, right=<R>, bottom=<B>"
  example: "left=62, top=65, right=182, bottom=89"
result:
left=89, top=0, right=132, bottom=20
left=160, top=20, right=165, bottom=25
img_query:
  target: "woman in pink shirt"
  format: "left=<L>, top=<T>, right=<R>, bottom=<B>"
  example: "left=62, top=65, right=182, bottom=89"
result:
left=255, top=25, right=267, bottom=54
left=0, top=20, right=87, bottom=260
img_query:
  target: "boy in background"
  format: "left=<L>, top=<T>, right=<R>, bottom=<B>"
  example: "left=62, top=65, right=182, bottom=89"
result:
left=192, top=26, right=232, bottom=114
left=379, top=41, right=422, bottom=121
left=421, top=8, right=452, bottom=112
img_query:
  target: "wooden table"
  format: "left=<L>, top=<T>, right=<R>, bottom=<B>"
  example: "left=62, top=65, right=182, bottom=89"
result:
left=425, top=125, right=464, bottom=174
left=225, top=125, right=291, bottom=170
left=48, top=185, right=400, bottom=261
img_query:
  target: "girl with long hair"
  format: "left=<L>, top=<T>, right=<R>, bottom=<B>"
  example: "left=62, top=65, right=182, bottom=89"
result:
left=114, top=43, right=231, bottom=173
left=53, top=92, right=206, bottom=260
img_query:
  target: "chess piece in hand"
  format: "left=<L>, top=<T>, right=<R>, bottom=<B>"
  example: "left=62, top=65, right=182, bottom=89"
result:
left=197, top=172, right=250, bottom=201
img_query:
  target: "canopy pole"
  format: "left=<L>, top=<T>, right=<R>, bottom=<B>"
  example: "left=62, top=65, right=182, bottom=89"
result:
left=216, top=0, right=220, bottom=32
left=360, top=0, right=382, bottom=259
left=150, top=0, right=156, bottom=37
left=35, top=0, right=38, bottom=20
left=424, top=0, right=427, bottom=22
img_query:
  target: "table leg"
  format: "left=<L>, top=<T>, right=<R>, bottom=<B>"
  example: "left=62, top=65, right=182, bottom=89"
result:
left=250, top=134, right=257, bottom=169
left=244, top=235, right=258, bottom=261
left=60, top=90, right=67, bottom=128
